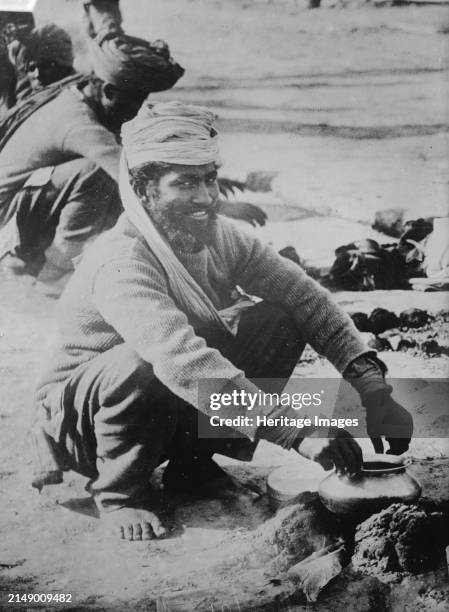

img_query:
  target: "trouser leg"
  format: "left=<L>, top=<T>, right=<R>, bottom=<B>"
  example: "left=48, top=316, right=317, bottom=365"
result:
left=223, top=300, right=306, bottom=381
left=11, top=159, right=120, bottom=274
left=54, top=303, right=305, bottom=509
left=169, top=301, right=307, bottom=460
left=57, top=344, right=179, bottom=511
left=41, top=159, right=120, bottom=273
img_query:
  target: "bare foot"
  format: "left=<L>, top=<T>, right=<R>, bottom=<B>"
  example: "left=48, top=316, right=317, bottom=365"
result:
left=101, top=507, right=166, bottom=541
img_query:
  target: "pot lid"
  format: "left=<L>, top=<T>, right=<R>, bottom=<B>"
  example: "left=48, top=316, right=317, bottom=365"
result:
left=267, top=464, right=323, bottom=501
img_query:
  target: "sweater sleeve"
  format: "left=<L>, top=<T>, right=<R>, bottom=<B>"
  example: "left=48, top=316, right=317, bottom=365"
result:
left=220, top=221, right=368, bottom=373
left=91, top=256, right=275, bottom=439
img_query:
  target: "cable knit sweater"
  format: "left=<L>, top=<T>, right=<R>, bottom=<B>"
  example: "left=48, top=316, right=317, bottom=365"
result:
left=35, top=214, right=368, bottom=439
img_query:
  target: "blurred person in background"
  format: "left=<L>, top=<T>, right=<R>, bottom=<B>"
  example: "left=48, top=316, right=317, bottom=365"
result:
left=0, top=26, right=184, bottom=291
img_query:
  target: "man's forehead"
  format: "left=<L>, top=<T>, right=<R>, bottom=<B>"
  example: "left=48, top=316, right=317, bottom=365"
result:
left=164, top=163, right=217, bottom=178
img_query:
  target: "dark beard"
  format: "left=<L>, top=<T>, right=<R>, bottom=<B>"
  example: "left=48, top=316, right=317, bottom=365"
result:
left=153, top=215, right=202, bottom=254
left=146, top=200, right=218, bottom=254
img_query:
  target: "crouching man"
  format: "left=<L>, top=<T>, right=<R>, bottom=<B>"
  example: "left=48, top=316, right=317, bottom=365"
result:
left=31, top=101, right=413, bottom=540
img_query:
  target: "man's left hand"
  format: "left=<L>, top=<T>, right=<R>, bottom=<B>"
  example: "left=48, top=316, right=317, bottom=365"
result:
left=364, top=391, right=413, bottom=455
left=344, top=354, right=413, bottom=456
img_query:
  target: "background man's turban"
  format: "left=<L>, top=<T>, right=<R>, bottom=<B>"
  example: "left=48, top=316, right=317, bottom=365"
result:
left=121, top=100, right=220, bottom=168
left=24, top=24, right=74, bottom=68
left=89, top=31, right=184, bottom=94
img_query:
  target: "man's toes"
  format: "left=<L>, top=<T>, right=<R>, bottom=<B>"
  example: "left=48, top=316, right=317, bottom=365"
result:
left=142, top=522, right=153, bottom=540
left=124, top=524, right=134, bottom=540
left=149, top=516, right=166, bottom=538
left=100, top=508, right=166, bottom=541
left=133, top=523, right=143, bottom=541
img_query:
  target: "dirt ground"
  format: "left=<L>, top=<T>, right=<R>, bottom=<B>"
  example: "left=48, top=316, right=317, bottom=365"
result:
left=1, top=0, right=449, bottom=610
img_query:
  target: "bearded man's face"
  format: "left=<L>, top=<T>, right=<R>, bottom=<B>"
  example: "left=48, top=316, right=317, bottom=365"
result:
left=143, top=163, right=220, bottom=252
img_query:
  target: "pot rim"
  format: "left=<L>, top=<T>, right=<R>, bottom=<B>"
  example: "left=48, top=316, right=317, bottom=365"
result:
left=361, top=452, right=410, bottom=474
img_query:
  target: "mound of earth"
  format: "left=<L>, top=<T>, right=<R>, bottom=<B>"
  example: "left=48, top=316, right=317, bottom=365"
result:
left=352, top=503, right=447, bottom=580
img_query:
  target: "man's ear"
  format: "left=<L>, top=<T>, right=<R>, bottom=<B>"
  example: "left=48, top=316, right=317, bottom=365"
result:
left=133, top=180, right=157, bottom=202
left=133, top=181, right=147, bottom=201
left=101, top=81, right=118, bottom=102
left=145, top=182, right=159, bottom=201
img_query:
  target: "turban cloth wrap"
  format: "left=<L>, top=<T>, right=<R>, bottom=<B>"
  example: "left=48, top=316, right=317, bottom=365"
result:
left=88, top=31, right=184, bottom=94
left=121, top=100, right=220, bottom=168
left=119, top=101, right=230, bottom=331
left=24, top=24, right=74, bottom=68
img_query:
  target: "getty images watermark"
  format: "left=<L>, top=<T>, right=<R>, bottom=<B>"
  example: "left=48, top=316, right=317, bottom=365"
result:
left=208, top=388, right=359, bottom=430
left=197, top=378, right=449, bottom=439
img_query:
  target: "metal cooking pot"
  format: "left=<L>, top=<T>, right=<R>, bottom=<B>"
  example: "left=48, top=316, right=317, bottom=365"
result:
left=318, top=453, right=421, bottom=518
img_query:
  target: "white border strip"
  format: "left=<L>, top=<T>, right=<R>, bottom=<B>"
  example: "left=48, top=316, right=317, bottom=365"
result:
left=0, top=0, right=36, bottom=12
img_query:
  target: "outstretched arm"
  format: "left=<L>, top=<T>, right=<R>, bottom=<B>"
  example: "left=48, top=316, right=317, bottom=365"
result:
left=217, top=199, right=267, bottom=227
left=216, top=177, right=268, bottom=227
left=83, top=0, right=123, bottom=40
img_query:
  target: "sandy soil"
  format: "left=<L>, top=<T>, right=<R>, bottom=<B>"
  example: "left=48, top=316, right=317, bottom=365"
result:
left=1, top=0, right=449, bottom=610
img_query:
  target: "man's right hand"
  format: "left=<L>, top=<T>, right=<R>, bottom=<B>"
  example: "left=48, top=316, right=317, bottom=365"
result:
left=295, top=428, right=362, bottom=477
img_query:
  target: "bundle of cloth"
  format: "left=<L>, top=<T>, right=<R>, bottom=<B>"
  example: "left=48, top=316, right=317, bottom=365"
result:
left=329, top=217, right=449, bottom=291
left=329, top=238, right=408, bottom=291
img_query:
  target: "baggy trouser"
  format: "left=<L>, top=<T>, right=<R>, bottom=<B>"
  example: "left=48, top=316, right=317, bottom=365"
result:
left=0, top=158, right=120, bottom=274
left=39, top=302, right=306, bottom=511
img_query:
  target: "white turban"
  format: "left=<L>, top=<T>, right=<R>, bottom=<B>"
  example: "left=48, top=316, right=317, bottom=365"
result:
left=120, top=100, right=220, bottom=168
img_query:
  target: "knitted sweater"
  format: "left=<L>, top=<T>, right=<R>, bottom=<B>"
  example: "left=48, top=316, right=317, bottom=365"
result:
left=35, top=214, right=368, bottom=439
